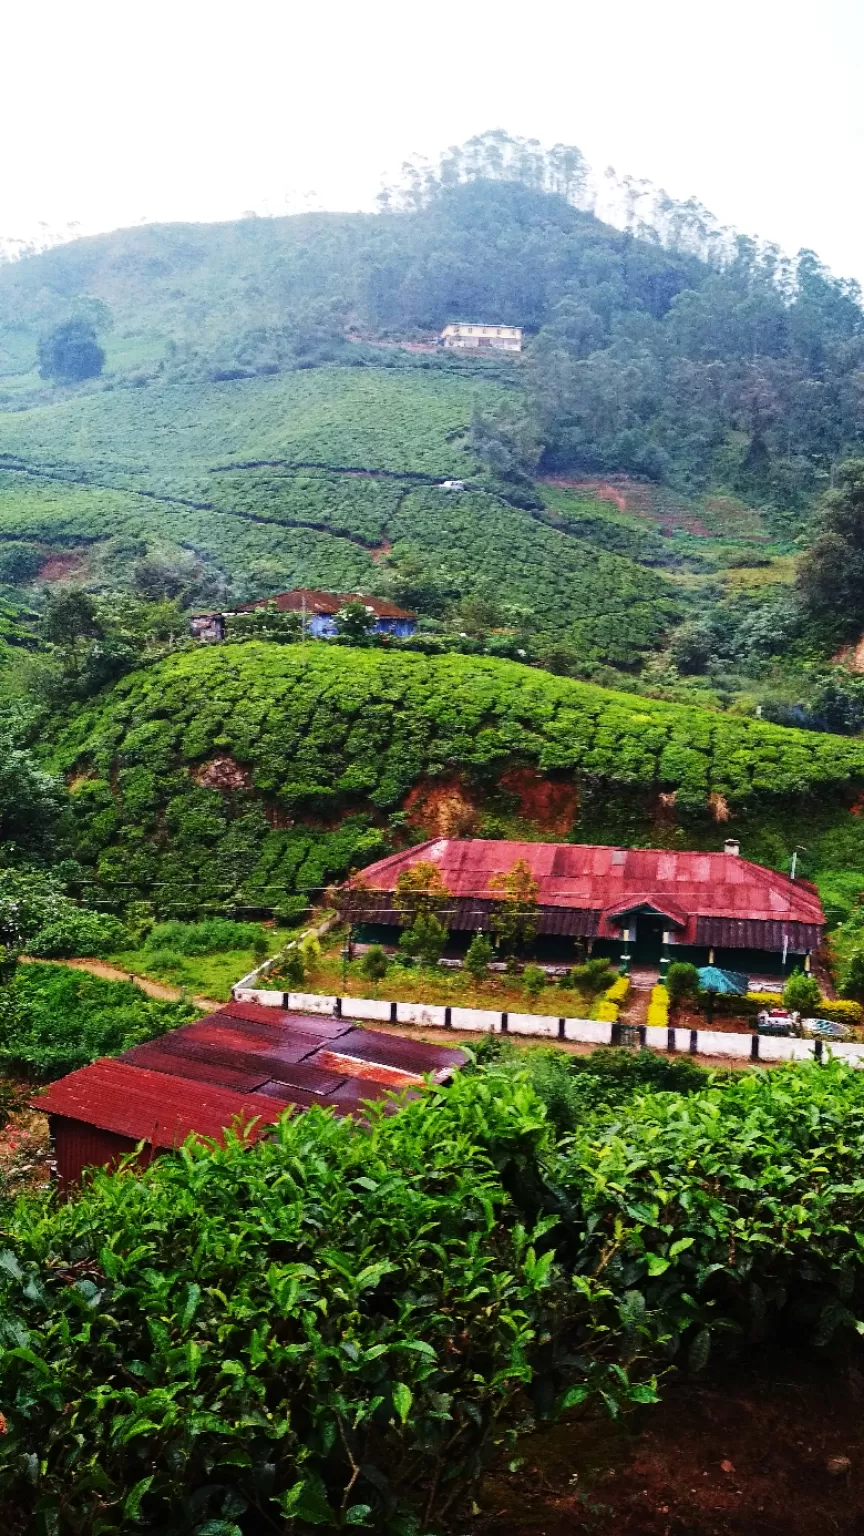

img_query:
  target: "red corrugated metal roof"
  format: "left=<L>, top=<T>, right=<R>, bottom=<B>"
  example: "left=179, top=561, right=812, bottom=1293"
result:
left=33, top=1060, right=286, bottom=1149
left=31, top=1014, right=467, bottom=1174
left=353, top=838, right=824, bottom=942
left=230, top=588, right=415, bottom=620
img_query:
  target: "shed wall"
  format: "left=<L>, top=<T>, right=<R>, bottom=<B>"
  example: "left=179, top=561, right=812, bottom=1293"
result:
left=52, top=1116, right=156, bottom=1194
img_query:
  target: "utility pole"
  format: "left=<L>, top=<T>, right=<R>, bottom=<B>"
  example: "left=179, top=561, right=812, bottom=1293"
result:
left=301, top=594, right=307, bottom=643
left=790, top=845, right=806, bottom=881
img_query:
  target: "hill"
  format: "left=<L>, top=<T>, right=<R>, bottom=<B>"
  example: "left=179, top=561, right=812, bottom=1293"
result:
left=47, top=642, right=864, bottom=916
left=0, top=138, right=863, bottom=697
left=0, top=362, right=684, bottom=662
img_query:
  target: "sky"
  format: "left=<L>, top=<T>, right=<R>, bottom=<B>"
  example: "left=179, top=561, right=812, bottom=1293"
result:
left=5, top=0, right=864, bottom=281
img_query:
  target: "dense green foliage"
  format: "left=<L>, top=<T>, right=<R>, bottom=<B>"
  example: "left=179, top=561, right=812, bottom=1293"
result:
left=43, top=643, right=864, bottom=909
left=0, top=1072, right=571, bottom=1533
left=0, top=733, right=64, bottom=861
left=0, top=866, right=128, bottom=957
left=0, top=366, right=679, bottom=658
left=0, top=963, right=195, bottom=1079
left=2, top=131, right=862, bottom=505
left=7, top=1053, right=864, bottom=1532
left=37, top=318, right=105, bottom=384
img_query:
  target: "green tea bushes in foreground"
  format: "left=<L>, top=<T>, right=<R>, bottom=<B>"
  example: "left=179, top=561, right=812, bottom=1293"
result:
left=0, top=1073, right=577, bottom=1535
left=46, top=644, right=864, bottom=908
left=6, top=1058, right=864, bottom=1532
left=0, top=963, right=196, bottom=1080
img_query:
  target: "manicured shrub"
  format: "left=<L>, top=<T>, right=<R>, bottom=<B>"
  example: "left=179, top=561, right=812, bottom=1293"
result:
left=570, top=958, right=616, bottom=998
left=646, top=982, right=669, bottom=1028
left=783, top=969, right=821, bottom=1013
left=666, top=961, right=700, bottom=1008
left=817, top=998, right=863, bottom=1026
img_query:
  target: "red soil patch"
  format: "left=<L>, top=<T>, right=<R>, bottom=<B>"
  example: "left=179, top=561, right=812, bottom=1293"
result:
left=474, top=1345, right=864, bottom=1536
left=193, top=756, right=253, bottom=793
left=37, top=550, right=88, bottom=583
left=370, top=538, right=393, bottom=563
left=499, top=768, right=578, bottom=836
left=403, top=778, right=479, bottom=838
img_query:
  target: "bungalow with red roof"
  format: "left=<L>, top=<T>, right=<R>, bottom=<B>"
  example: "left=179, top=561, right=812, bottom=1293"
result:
left=347, top=837, right=825, bottom=978
left=190, top=589, right=416, bottom=643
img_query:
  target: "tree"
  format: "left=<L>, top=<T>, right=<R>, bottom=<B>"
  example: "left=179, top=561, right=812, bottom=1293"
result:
left=782, top=969, right=820, bottom=1014
left=797, top=463, right=864, bottom=642
left=41, top=589, right=102, bottom=652
left=522, top=963, right=546, bottom=1000
left=335, top=601, right=378, bottom=643
left=842, top=950, right=864, bottom=1002
left=38, top=319, right=105, bottom=384
left=395, top=862, right=450, bottom=919
left=464, top=932, right=494, bottom=981
left=398, top=913, right=447, bottom=967
left=0, top=736, right=65, bottom=861
left=489, top=858, right=539, bottom=956
left=361, top=945, right=389, bottom=982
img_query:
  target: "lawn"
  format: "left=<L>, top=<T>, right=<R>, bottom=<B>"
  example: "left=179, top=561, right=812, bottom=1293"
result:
left=107, top=945, right=265, bottom=1001
left=269, top=935, right=610, bottom=1018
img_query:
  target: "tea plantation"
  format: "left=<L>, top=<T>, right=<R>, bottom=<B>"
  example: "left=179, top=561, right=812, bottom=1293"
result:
left=46, top=642, right=864, bottom=911
left=0, top=364, right=683, bottom=652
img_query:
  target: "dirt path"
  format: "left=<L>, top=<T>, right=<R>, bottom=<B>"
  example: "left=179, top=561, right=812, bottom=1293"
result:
left=20, top=956, right=220, bottom=1013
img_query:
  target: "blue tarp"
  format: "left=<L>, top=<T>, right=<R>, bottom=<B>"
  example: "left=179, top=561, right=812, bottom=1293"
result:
left=697, top=965, right=749, bottom=995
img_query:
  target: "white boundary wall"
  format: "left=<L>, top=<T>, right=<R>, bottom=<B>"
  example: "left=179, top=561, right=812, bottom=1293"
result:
left=230, top=980, right=864, bottom=1064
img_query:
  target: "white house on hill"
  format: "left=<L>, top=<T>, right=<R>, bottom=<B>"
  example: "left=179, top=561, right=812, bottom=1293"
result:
left=439, top=322, right=522, bottom=353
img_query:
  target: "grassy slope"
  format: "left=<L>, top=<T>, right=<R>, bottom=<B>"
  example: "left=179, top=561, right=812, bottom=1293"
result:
left=46, top=642, right=864, bottom=912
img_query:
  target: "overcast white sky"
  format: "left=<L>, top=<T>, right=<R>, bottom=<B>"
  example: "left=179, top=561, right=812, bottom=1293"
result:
left=5, top=0, right=864, bottom=280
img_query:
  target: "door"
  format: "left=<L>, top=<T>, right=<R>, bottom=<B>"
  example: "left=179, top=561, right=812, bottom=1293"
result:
left=634, top=915, right=665, bottom=964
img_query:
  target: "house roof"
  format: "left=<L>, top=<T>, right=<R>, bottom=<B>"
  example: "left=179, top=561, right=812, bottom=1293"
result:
left=229, top=589, right=415, bottom=620
left=33, top=1002, right=465, bottom=1152
left=351, top=838, right=824, bottom=945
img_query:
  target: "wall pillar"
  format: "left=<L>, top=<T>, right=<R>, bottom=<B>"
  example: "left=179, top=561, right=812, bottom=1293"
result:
left=620, top=925, right=632, bottom=975
left=660, top=930, right=671, bottom=977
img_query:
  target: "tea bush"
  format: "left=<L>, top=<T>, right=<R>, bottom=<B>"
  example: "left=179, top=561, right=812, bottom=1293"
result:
left=6, top=1053, right=864, bottom=1531
left=0, top=1073, right=598, bottom=1535
left=46, top=643, right=864, bottom=911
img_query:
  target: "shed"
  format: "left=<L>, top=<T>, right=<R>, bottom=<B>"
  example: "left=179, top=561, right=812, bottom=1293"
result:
left=33, top=1002, right=465, bottom=1191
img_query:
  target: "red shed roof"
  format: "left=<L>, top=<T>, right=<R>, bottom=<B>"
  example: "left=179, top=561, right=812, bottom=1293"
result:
left=34, top=1059, right=287, bottom=1149
left=352, top=838, right=824, bottom=944
left=230, top=588, right=415, bottom=620
left=32, top=1006, right=466, bottom=1173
